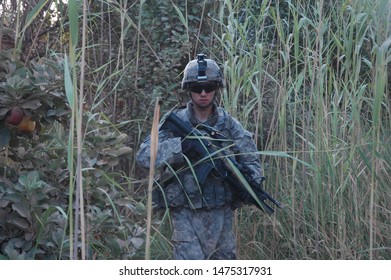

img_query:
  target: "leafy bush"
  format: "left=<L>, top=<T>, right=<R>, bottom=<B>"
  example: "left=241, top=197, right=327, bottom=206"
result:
left=0, top=50, right=143, bottom=259
left=0, top=171, right=67, bottom=259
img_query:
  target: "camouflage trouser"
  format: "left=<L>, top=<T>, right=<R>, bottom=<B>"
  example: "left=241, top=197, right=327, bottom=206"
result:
left=171, top=206, right=236, bottom=260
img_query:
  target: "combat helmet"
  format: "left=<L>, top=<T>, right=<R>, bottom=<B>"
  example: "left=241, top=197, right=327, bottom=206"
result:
left=181, top=54, right=224, bottom=90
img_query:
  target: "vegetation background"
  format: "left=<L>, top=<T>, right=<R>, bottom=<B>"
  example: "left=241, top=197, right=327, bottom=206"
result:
left=0, top=0, right=390, bottom=260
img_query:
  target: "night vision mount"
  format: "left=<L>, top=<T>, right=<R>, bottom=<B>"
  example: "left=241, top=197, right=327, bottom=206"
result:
left=197, top=54, right=207, bottom=81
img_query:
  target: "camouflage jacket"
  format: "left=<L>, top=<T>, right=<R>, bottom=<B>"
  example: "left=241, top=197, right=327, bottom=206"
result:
left=136, top=101, right=264, bottom=209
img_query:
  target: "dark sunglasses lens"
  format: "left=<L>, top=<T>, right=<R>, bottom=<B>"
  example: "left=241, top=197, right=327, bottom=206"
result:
left=190, top=85, right=203, bottom=93
left=204, top=84, right=217, bottom=92
left=190, top=84, right=217, bottom=93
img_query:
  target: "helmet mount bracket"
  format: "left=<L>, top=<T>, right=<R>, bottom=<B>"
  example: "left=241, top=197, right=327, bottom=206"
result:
left=197, top=54, right=207, bottom=81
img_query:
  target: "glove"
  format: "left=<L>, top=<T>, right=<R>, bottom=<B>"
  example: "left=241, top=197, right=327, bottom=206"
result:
left=239, top=190, right=253, bottom=204
left=181, top=139, right=207, bottom=158
left=181, top=139, right=197, bottom=157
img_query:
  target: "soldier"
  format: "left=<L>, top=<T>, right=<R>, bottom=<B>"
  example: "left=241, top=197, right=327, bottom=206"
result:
left=136, top=54, right=264, bottom=260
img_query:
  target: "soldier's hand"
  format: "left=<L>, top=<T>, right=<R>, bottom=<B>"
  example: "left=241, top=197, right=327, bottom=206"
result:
left=181, top=139, right=208, bottom=158
left=181, top=139, right=197, bottom=157
left=240, top=190, right=253, bottom=204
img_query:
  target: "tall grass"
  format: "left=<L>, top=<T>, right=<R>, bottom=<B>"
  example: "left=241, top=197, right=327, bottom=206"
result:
left=213, top=0, right=390, bottom=259
left=132, top=0, right=391, bottom=259
left=11, top=0, right=388, bottom=260
left=58, top=0, right=391, bottom=260
left=64, top=0, right=85, bottom=260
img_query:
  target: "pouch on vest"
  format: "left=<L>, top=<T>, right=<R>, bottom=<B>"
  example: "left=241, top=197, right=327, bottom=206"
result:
left=182, top=174, right=203, bottom=209
left=153, top=182, right=185, bottom=208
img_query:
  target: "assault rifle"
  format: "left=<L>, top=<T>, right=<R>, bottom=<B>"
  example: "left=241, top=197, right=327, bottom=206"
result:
left=160, top=112, right=282, bottom=214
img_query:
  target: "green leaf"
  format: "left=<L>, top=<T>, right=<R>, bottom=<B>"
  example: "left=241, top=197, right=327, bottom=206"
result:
left=0, top=107, right=10, bottom=117
left=4, top=241, right=27, bottom=259
left=103, top=147, right=133, bottom=157
left=22, top=0, right=50, bottom=33
left=172, top=3, right=188, bottom=28
left=64, top=55, right=74, bottom=108
left=18, top=175, right=28, bottom=188
left=0, top=200, right=9, bottom=207
left=21, top=99, right=41, bottom=110
left=68, top=0, right=79, bottom=47
left=225, top=159, right=271, bottom=213
left=16, top=0, right=50, bottom=52
left=12, top=202, right=31, bottom=220
left=130, top=237, right=144, bottom=249
left=10, top=217, right=30, bottom=230
left=27, top=171, right=40, bottom=185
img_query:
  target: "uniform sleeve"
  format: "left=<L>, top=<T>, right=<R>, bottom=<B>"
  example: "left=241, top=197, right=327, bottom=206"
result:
left=136, top=128, right=184, bottom=169
left=226, top=117, right=264, bottom=184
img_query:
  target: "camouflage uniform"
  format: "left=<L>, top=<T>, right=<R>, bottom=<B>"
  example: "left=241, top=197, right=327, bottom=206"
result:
left=136, top=101, right=264, bottom=260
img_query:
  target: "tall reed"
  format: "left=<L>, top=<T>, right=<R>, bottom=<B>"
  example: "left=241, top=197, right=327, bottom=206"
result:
left=145, top=98, right=161, bottom=259
left=136, top=0, right=390, bottom=259
left=214, top=0, right=390, bottom=259
left=64, top=0, right=81, bottom=260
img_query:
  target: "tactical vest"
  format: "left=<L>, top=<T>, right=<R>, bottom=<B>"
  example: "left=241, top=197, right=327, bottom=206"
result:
left=153, top=106, right=240, bottom=210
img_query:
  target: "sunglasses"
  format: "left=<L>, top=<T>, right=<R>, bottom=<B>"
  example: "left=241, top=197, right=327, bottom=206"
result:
left=189, top=83, right=217, bottom=93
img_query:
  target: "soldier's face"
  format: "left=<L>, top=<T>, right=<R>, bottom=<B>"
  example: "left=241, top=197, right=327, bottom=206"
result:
left=190, top=83, right=216, bottom=109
